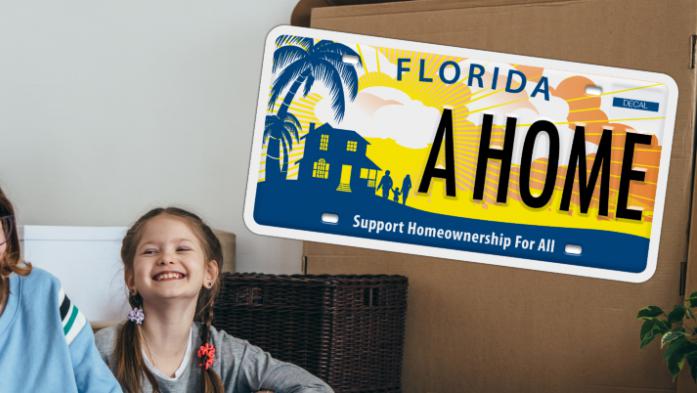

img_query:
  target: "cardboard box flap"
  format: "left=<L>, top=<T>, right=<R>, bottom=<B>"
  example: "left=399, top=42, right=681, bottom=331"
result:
left=311, top=0, right=583, bottom=19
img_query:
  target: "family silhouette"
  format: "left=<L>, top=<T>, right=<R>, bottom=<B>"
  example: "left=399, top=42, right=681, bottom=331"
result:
left=377, top=170, right=412, bottom=205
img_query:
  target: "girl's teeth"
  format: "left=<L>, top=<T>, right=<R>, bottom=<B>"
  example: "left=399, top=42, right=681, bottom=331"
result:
left=157, top=272, right=182, bottom=280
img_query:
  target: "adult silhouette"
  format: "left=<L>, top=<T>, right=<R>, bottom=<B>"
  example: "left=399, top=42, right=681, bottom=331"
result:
left=377, top=170, right=393, bottom=200
left=402, top=174, right=412, bottom=205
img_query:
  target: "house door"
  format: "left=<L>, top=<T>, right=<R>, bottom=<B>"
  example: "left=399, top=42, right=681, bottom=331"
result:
left=337, top=164, right=352, bottom=192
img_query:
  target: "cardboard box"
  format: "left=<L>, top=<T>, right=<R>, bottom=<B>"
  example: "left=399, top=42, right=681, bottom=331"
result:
left=294, top=0, right=697, bottom=392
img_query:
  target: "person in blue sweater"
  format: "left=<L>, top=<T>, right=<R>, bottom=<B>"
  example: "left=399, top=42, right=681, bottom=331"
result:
left=0, top=186, right=122, bottom=393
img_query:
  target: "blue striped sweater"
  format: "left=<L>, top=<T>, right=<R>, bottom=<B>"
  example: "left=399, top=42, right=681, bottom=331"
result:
left=0, top=267, right=121, bottom=393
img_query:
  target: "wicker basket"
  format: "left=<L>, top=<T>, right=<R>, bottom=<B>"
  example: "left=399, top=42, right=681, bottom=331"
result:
left=213, top=273, right=408, bottom=393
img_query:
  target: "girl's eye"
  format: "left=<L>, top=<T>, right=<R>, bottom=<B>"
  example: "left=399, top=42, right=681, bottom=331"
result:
left=142, top=249, right=158, bottom=255
left=177, top=247, right=192, bottom=252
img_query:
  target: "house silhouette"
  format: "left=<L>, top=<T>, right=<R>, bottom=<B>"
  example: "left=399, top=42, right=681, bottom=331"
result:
left=298, top=122, right=381, bottom=195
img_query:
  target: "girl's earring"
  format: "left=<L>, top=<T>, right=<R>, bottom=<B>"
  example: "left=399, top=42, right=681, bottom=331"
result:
left=127, top=290, right=145, bottom=325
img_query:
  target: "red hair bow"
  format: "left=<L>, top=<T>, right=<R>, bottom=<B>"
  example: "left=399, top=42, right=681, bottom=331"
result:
left=197, top=343, right=216, bottom=370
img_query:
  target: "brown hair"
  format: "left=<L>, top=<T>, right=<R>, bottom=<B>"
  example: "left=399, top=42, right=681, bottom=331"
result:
left=0, top=186, right=32, bottom=308
left=114, top=207, right=224, bottom=393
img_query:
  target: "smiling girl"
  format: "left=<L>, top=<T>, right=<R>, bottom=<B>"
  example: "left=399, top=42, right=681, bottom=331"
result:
left=95, top=207, right=333, bottom=393
left=0, top=186, right=121, bottom=392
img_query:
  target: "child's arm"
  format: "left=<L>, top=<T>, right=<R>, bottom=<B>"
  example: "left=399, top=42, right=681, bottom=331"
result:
left=224, top=334, right=334, bottom=393
left=60, top=292, right=122, bottom=393
left=240, top=345, right=333, bottom=393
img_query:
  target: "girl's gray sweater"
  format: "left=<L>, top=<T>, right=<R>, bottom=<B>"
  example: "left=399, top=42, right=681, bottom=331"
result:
left=95, top=323, right=334, bottom=393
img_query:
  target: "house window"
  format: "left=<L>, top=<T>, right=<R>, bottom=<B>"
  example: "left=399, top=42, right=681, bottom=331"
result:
left=320, top=134, right=329, bottom=151
left=360, top=168, right=377, bottom=187
left=346, top=140, right=357, bottom=152
left=313, top=159, right=330, bottom=179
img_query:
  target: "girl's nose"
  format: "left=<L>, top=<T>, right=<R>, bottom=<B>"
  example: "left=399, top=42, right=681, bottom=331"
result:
left=158, top=253, right=175, bottom=265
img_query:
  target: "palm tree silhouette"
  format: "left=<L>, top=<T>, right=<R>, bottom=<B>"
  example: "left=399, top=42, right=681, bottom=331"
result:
left=264, top=34, right=362, bottom=181
left=264, top=112, right=300, bottom=182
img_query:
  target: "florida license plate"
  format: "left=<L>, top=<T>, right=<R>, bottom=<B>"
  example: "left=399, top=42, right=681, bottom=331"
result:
left=244, top=26, right=678, bottom=282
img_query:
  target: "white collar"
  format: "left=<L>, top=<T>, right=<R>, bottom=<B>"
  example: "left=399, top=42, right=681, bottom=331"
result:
left=141, top=326, right=193, bottom=381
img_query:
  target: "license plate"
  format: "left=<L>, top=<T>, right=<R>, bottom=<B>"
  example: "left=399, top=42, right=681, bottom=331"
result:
left=244, top=25, right=678, bottom=282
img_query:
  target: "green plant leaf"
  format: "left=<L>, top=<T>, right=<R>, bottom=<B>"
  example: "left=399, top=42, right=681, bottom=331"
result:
left=638, top=305, right=665, bottom=319
left=663, top=336, right=697, bottom=380
left=640, top=320, right=655, bottom=347
left=661, top=331, right=686, bottom=349
left=687, top=292, right=697, bottom=308
left=687, top=351, right=697, bottom=382
left=668, top=304, right=686, bottom=325
left=664, top=336, right=687, bottom=378
left=687, top=351, right=697, bottom=383
left=641, top=319, right=671, bottom=348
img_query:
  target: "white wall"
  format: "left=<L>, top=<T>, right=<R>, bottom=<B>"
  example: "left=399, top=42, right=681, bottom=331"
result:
left=0, top=1, right=304, bottom=274
left=22, top=225, right=130, bottom=323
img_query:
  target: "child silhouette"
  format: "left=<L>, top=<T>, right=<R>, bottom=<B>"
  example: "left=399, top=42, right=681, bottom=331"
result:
left=392, top=188, right=401, bottom=203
